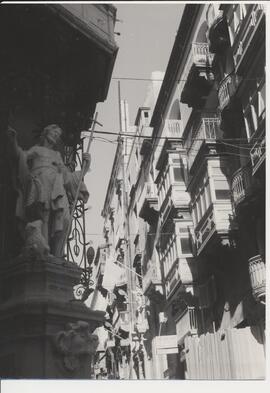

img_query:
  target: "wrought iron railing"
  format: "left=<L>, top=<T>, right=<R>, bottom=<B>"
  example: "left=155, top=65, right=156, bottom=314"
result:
left=250, top=130, right=265, bottom=175
left=249, top=255, right=265, bottom=301
left=164, top=119, right=182, bottom=138
left=64, top=139, right=89, bottom=268
left=64, top=139, right=93, bottom=300
left=231, top=165, right=252, bottom=208
left=191, top=42, right=214, bottom=65
left=218, top=73, right=238, bottom=111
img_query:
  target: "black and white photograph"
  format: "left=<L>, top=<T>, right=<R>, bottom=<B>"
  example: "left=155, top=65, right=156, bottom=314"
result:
left=0, top=0, right=267, bottom=386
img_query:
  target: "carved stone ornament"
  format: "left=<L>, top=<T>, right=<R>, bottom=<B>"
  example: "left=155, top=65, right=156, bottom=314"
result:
left=53, top=321, right=99, bottom=372
left=22, top=219, right=50, bottom=261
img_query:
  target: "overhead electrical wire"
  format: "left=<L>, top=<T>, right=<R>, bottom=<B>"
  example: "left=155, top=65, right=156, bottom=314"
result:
left=111, top=76, right=264, bottom=82
left=90, top=129, right=262, bottom=142
left=91, top=139, right=251, bottom=160
left=90, top=135, right=255, bottom=159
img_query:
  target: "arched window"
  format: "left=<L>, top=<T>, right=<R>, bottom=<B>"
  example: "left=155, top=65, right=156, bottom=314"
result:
left=169, top=99, right=181, bottom=120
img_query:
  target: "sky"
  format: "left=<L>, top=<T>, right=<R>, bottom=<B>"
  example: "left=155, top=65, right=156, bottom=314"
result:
left=84, top=3, right=184, bottom=249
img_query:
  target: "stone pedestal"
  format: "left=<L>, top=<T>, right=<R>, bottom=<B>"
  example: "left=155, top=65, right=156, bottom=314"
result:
left=0, top=256, right=105, bottom=378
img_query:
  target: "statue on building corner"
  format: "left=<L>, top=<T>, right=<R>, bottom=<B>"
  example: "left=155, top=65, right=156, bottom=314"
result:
left=6, top=124, right=91, bottom=259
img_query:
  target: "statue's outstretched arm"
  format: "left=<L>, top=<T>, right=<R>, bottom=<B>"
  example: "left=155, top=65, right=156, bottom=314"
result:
left=6, top=126, right=20, bottom=159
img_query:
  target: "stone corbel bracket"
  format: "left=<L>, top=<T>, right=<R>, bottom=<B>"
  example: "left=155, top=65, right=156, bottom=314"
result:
left=52, top=321, right=99, bottom=373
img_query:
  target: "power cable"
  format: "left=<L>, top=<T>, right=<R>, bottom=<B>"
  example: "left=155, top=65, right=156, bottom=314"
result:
left=91, top=129, right=262, bottom=141
left=91, top=136, right=253, bottom=159
left=111, top=77, right=264, bottom=82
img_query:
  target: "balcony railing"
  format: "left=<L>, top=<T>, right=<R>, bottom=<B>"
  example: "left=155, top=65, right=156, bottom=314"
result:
left=250, top=130, right=265, bottom=175
left=139, top=182, right=158, bottom=225
left=175, top=307, right=198, bottom=344
left=180, top=43, right=214, bottom=108
left=191, top=42, right=214, bottom=66
left=249, top=255, right=265, bottom=301
left=231, top=165, right=252, bottom=208
left=164, top=119, right=182, bottom=139
left=218, top=73, right=238, bottom=111
left=187, top=116, right=221, bottom=171
left=146, top=181, right=156, bottom=198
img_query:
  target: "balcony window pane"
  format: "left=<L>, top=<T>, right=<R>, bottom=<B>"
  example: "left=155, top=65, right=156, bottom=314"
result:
left=258, top=83, right=265, bottom=117
left=240, top=4, right=247, bottom=18
left=200, top=190, right=207, bottom=214
left=234, top=5, right=241, bottom=33
left=245, top=108, right=255, bottom=138
left=214, top=179, right=230, bottom=200
left=205, top=181, right=211, bottom=207
left=173, top=167, right=184, bottom=182
left=251, top=105, right=258, bottom=132
left=197, top=197, right=202, bottom=221
left=193, top=205, right=198, bottom=226
left=215, top=189, right=231, bottom=199
left=180, top=237, right=192, bottom=254
left=214, top=179, right=229, bottom=189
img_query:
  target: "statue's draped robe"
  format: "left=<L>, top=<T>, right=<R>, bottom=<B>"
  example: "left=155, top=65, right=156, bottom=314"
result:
left=16, top=145, right=89, bottom=257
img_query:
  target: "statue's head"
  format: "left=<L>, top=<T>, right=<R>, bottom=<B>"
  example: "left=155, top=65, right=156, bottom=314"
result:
left=40, top=124, right=63, bottom=148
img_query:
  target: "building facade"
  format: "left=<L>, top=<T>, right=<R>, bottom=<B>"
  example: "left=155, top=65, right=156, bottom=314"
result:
left=0, top=4, right=118, bottom=378
left=95, top=3, right=265, bottom=380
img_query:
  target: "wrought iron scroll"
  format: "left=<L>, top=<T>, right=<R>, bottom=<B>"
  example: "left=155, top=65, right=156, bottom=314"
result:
left=64, top=138, right=94, bottom=300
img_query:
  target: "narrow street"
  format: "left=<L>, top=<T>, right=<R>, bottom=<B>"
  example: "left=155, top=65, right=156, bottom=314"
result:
left=0, top=1, right=266, bottom=387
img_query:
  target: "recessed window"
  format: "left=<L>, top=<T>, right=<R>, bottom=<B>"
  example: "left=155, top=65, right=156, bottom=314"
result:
left=215, top=190, right=231, bottom=199
left=173, top=167, right=184, bottom=182
left=180, top=237, right=192, bottom=254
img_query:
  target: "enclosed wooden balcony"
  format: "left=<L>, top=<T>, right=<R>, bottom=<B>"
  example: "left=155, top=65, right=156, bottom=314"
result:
left=140, top=126, right=153, bottom=156
left=195, top=203, right=233, bottom=255
left=187, top=115, right=221, bottom=172
left=159, top=184, right=190, bottom=226
left=139, top=182, right=159, bottom=225
left=175, top=307, right=198, bottom=344
left=164, top=257, right=197, bottom=299
left=231, top=165, right=253, bottom=209
left=206, top=5, right=230, bottom=53
left=180, top=42, right=214, bottom=109
left=142, top=262, right=162, bottom=298
left=249, top=255, right=265, bottom=302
